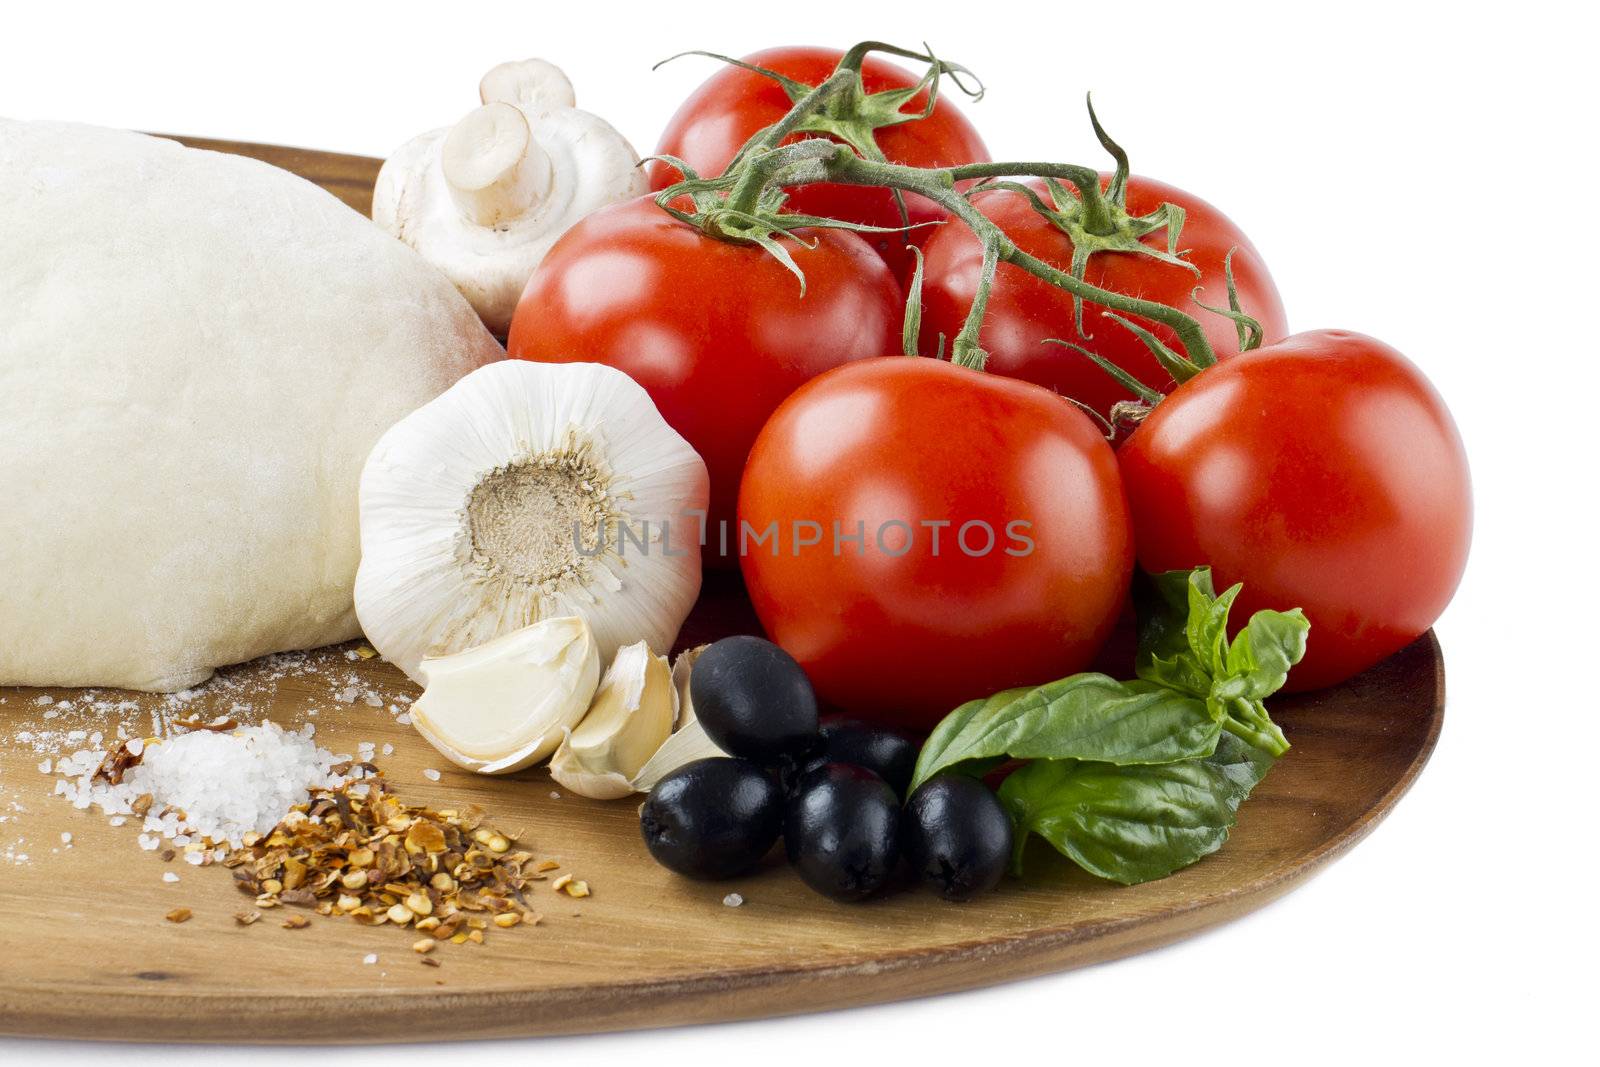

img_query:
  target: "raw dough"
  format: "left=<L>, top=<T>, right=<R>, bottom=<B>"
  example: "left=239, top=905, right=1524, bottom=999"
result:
left=0, top=120, right=503, bottom=692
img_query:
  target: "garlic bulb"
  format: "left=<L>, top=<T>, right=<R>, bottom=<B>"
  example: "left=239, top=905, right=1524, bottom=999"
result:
left=549, top=640, right=675, bottom=799
left=355, top=360, right=709, bottom=684
left=410, top=615, right=600, bottom=774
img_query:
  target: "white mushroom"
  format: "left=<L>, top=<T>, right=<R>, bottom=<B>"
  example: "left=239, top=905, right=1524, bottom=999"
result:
left=373, top=59, right=647, bottom=335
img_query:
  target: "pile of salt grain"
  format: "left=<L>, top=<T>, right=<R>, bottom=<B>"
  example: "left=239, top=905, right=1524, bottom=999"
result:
left=51, top=722, right=354, bottom=850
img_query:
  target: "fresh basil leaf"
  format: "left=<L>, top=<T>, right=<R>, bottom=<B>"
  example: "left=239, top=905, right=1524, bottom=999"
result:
left=1226, top=607, right=1310, bottom=700
left=1137, top=568, right=1223, bottom=696
left=1206, top=731, right=1277, bottom=803
left=912, top=687, right=1033, bottom=791
left=1000, top=733, right=1276, bottom=885
left=1133, top=652, right=1212, bottom=700
left=1135, top=567, right=1208, bottom=669
left=986, top=678, right=1220, bottom=764
left=1186, top=576, right=1240, bottom=673
left=910, top=675, right=1221, bottom=791
left=999, top=758, right=1234, bottom=884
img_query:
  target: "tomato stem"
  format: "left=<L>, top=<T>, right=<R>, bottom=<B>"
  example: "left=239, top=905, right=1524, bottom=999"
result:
left=654, top=41, right=1221, bottom=373
left=1224, top=698, right=1290, bottom=757
left=799, top=150, right=1219, bottom=369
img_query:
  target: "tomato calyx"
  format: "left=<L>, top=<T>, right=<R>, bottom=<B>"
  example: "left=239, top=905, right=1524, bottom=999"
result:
left=659, top=43, right=984, bottom=178
left=656, top=42, right=984, bottom=238
left=971, top=98, right=1198, bottom=340
left=650, top=43, right=983, bottom=292
left=649, top=142, right=902, bottom=294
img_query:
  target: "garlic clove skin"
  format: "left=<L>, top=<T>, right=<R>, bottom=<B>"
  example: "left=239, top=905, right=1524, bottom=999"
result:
left=550, top=640, right=675, bottom=799
left=630, top=644, right=727, bottom=793
left=631, top=718, right=727, bottom=794
left=373, top=59, right=646, bottom=335
left=671, top=644, right=708, bottom=727
left=355, top=360, right=708, bottom=685
left=410, top=615, right=600, bottom=775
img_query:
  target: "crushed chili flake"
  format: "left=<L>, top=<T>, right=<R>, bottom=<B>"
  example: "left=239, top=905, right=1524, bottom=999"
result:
left=92, top=738, right=146, bottom=785
left=222, top=772, right=566, bottom=949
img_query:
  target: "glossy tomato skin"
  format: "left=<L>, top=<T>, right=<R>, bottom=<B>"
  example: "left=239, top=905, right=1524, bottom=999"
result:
left=738, top=358, right=1133, bottom=730
left=507, top=196, right=901, bottom=564
left=1118, top=330, right=1471, bottom=691
left=646, top=46, right=991, bottom=282
left=919, top=177, right=1288, bottom=419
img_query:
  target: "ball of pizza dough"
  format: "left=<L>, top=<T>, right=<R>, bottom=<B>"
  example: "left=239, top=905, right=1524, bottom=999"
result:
left=0, top=120, right=503, bottom=691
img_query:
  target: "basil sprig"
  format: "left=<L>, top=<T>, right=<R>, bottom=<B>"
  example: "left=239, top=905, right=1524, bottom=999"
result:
left=910, top=567, right=1309, bottom=886
left=1136, top=568, right=1307, bottom=757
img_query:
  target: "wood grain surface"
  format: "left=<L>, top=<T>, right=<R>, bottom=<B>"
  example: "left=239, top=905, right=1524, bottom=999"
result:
left=0, top=139, right=1445, bottom=1044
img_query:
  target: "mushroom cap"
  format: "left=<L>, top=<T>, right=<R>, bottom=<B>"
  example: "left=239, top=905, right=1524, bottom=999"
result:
left=373, top=69, right=646, bottom=335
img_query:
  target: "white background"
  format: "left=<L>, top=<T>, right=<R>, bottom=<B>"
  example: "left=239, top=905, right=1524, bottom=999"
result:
left=3, top=0, right=1594, bottom=1062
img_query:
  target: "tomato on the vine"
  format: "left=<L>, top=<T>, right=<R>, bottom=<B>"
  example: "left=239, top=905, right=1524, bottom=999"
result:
left=738, top=357, right=1133, bottom=730
left=506, top=197, right=902, bottom=565
left=918, top=176, right=1288, bottom=418
left=1117, top=330, right=1471, bottom=691
left=646, top=46, right=991, bottom=283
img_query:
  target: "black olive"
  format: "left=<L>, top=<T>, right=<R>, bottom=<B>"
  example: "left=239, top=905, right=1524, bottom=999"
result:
left=690, top=635, right=819, bottom=764
left=639, top=757, right=782, bottom=880
left=784, top=763, right=901, bottom=901
left=902, top=773, right=1013, bottom=901
left=789, top=720, right=918, bottom=798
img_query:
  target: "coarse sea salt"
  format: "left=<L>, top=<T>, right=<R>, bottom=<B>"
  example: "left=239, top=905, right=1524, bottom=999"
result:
left=5, top=643, right=422, bottom=867
left=52, top=722, right=354, bottom=849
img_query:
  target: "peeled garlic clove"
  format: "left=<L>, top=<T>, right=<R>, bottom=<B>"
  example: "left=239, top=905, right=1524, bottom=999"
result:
left=630, top=644, right=725, bottom=793
left=354, top=360, right=709, bottom=685
left=549, top=640, right=675, bottom=799
left=410, top=615, right=600, bottom=775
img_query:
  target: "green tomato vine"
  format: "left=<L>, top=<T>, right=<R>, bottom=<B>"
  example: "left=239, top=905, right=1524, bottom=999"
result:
left=650, top=41, right=1259, bottom=392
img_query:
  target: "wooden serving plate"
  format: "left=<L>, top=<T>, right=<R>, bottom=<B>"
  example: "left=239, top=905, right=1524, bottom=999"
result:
left=0, top=140, right=1445, bottom=1044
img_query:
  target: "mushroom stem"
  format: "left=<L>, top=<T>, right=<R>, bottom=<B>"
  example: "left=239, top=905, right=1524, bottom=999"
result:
left=441, top=102, right=552, bottom=228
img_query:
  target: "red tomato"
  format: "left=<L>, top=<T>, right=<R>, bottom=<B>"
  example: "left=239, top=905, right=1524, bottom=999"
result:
left=738, top=358, right=1133, bottom=730
left=918, top=177, right=1288, bottom=418
left=506, top=196, right=901, bottom=565
left=646, top=46, right=991, bottom=282
left=1117, top=330, right=1471, bottom=691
